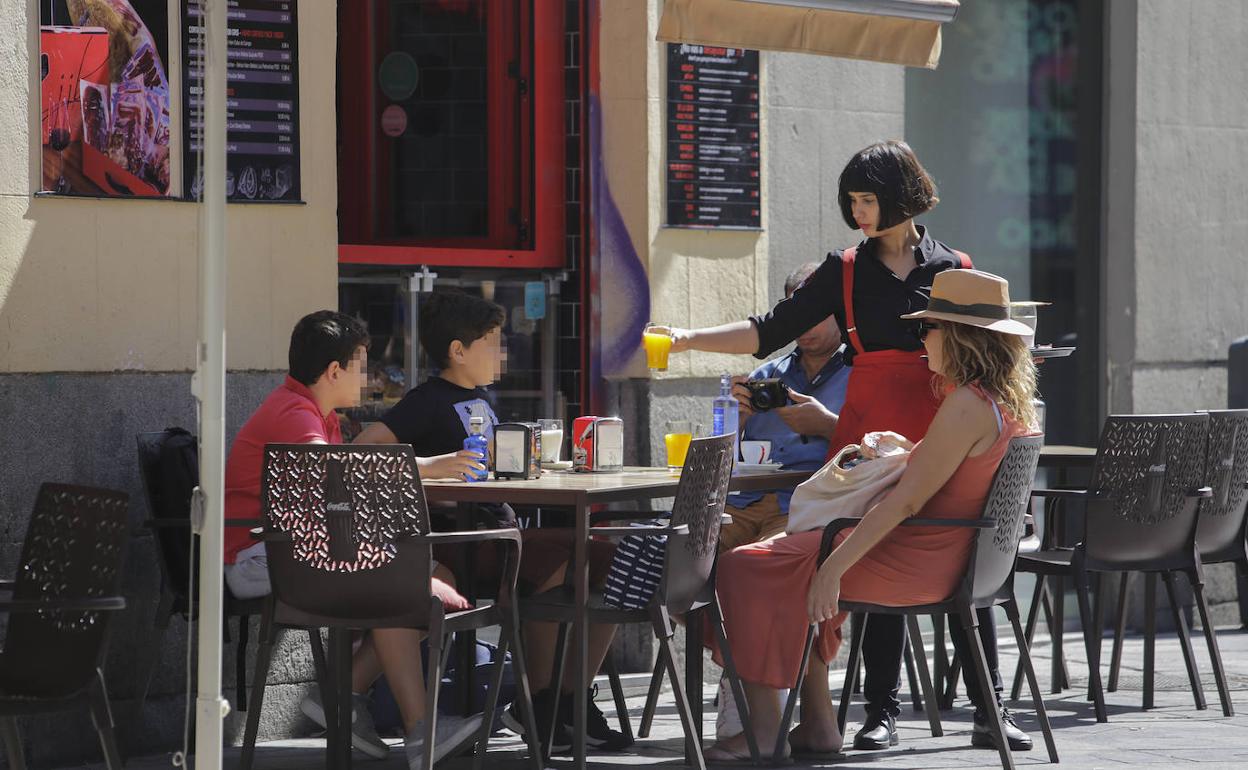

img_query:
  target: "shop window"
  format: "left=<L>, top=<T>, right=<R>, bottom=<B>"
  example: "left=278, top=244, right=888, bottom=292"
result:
left=338, top=0, right=565, bottom=268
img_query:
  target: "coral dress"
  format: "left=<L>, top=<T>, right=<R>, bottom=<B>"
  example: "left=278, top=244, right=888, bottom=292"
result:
left=710, top=386, right=1027, bottom=689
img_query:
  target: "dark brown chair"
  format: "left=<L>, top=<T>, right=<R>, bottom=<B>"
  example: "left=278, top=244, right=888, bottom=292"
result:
left=1104, top=408, right=1248, bottom=703
left=521, top=434, right=747, bottom=770
left=251, top=444, right=542, bottom=770
left=0, top=484, right=129, bottom=769
left=1012, top=414, right=1228, bottom=721
left=780, top=435, right=1055, bottom=770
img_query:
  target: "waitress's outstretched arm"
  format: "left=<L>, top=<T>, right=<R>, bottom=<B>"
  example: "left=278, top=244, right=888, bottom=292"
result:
left=669, top=320, right=759, bottom=355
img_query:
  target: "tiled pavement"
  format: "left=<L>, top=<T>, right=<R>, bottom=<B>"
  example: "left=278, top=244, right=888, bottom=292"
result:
left=85, top=624, right=1248, bottom=769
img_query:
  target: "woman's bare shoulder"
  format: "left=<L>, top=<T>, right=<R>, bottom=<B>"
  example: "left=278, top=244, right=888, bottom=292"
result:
left=933, top=386, right=996, bottom=428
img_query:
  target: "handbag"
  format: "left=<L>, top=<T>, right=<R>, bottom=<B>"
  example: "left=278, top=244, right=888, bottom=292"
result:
left=786, top=442, right=910, bottom=534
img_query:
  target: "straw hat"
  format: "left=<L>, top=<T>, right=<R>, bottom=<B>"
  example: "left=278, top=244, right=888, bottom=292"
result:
left=900, top=269, right=1034, bottom=336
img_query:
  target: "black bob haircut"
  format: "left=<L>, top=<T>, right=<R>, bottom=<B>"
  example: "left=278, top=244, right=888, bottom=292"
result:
left=419, top=289, right=506, bottom=369
left=838, top=140, right=939, bottom=231
left=288, top=310, right=370, bottom=386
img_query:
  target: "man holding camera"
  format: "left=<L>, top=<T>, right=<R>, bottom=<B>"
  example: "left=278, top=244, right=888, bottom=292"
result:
left=719, top=261, right=850, bottom=553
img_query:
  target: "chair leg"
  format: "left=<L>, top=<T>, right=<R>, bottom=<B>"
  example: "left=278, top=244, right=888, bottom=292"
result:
left=240, top=600, right=278, bottom=770
left=931, top=613, right=950, bottom=707
left=132, top=588, right=175, bottom=730
left=903, top=638, right=922, bottom=712
left=942, top=655, right=962, bottom=711
left=326, top=628, right=354, bottom=770
left=1189, top=570, right=1235, bottom=717
left=651, top=607, right=707, bottom=770
left=0, top=716, right=24, bottom=770
left=87, top=669, right=124, bottom=770
left=850, top=612, right=864, bottom=695
left=1161, top=571, right=1206, bottom=711
left=709, top=594, right=760, bottom=764
left=905, top=614, right=943, bottom=738
left=544, top=622, right=571, bottom=760
left=1144, top=572, right=1157, bottom=710
left=473, top=625, right=512, bottom=770
left=1003, top=600, right=1059, bottom=764
left=1010, top=575, right=1046, bottom=701
left=776, top=624, right=816, bottom=764
left=1050, top=575, right=1067, bottom=694
left=959, top=605, right=1014, bottom=770
left=506, top=602, right=545, bottom=770
left=1089, top=572, right=1107, bottom=703
left=236, top=612, right=252, bottom=711
left=837, top=612, right=867, bottom=734
left=1107, top=571, right=1130, bottom=692
left=638, top=646, right=665, bottom=739
left=423, top=614, right=447, bottom=770
left=1073, top=566, right=1108, bottom=723
left=604, top=653, right=635, bottom=744
left=308, top=627, right=331, bottom=706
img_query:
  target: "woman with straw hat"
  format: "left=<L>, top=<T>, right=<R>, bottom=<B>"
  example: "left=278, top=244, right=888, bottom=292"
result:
left=701, top=268, right=1040, bottom=760
left=654, top=140, right=1030, bottom=754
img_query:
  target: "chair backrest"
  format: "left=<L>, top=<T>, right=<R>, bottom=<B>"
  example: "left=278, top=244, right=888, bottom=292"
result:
left=261, top=444, right=435, bottom=629
left=658, top=434, right=735, bottom=615
left=136, top=429, right=199, bottom=598
left=1196, top=409, right=1248, bottom=562
left=962, top=434, right=1044, bottom=606
left=0, top=484, right=129, bottom=698
left=1084, top=413, right=1209, bottom=569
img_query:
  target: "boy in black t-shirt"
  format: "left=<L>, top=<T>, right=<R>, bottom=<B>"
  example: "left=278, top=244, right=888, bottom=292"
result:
left=356, top=290, right=628, bottom=753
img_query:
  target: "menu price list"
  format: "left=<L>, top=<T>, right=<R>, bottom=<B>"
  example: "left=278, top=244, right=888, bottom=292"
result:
left=182, top=0, right=301, bottom=201
left=666, top=43, right=760, bottom=229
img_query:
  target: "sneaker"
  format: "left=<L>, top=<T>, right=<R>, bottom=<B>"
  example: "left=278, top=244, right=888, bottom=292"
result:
left=852, top=710, right=898, bottom=751
left=558, top=685, right=633, bottom=752
left=404, top=713, right=485, bottom=770
left=501, top=688, right=571, bottom=754
left=299, top=689, right=390, bottom=760
left=972, top=708, right=1033, bottom=752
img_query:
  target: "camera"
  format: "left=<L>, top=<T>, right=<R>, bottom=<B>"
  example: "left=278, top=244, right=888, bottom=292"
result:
left=745, top=378, right=788, bottom=412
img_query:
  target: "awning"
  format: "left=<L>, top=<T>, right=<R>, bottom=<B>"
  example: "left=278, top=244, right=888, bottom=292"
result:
left=657, top=0, right=960, bottom=69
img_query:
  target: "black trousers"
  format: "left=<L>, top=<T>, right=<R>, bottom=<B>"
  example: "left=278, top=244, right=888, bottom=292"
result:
left=859, top=607, right=1001, bottom=718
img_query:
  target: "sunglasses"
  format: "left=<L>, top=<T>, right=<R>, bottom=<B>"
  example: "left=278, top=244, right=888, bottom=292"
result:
left=918, top=321, right=943, bottom=341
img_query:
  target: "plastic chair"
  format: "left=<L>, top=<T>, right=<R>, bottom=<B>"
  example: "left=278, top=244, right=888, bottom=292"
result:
left=0, top=484, right=129, bottom=769
left=1011, top=413, right=1228, bottom=721
left=520, top=434, right=747, bottom=769
left=1104, top=408, right=1248, bottom=702
left=250, top=443, right=542, bottom=770
left=780, top=435, right=1055, bottom=770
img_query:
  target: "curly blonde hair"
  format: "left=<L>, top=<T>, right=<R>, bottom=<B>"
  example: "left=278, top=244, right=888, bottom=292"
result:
left=935, top=322, right=1039, bottom=431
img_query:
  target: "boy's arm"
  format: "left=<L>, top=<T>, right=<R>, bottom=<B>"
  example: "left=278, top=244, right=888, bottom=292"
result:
left=353, top=421, right=485, bottom=481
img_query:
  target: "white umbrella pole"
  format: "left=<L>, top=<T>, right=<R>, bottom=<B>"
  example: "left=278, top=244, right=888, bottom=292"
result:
left=193, top=0, right=229, bottom=766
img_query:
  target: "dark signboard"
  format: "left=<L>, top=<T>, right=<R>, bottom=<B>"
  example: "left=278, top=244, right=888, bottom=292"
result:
left=666, top=43, right=760, bottom=229
left=182, top=0, right=301, bottom=201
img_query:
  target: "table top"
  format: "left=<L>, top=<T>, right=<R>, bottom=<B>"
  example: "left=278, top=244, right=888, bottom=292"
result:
left=1038, top=444, right=1096, bottom=468
left=422, top=465, right=814, bottom=505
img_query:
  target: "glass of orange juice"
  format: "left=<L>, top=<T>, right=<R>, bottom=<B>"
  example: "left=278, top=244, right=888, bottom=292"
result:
left=664, top=420, right=695, bottom=472
left=643, top=323, right=674, bottom=371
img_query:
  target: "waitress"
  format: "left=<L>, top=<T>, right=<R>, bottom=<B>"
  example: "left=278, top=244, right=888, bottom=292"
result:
left=661, top=140, right=1029, bottom=754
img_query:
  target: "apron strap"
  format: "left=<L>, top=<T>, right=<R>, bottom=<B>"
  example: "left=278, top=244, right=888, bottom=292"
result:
left=841, top=247, right=865, bottom=356
left=954, top=250, right=973, bottom=269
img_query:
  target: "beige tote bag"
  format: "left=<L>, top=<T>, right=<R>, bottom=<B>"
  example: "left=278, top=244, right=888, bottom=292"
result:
left=786, top=443, right=910, bottom=535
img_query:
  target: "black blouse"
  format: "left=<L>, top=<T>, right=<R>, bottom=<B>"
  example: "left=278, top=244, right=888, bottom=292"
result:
left=750, top=227, right=966, bottom=365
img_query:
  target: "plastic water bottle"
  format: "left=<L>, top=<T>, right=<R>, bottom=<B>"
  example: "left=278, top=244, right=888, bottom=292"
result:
left=463, top=416, right=490, bottom=482
left=712, top=373, right=740, bottom=462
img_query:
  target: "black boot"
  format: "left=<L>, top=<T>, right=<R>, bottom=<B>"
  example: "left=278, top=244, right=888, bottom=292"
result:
left=971, top=707, right=1033, bottom=752
left=852, top=710, right=898, bottom=751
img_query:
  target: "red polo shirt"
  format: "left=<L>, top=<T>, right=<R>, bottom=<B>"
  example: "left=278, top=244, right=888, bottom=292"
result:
left=223, top=376, right=342, bottom=564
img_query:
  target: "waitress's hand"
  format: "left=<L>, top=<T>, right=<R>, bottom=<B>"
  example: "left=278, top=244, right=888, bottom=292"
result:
left=807, top=562, right=842, bottom=623
left=668, top=327, right=694, bottom=354
left=775, top=390, right=838, bottom=438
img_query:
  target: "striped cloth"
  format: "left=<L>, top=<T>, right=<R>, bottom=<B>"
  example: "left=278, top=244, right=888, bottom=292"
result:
left=602, top=517, right=669, bottom=610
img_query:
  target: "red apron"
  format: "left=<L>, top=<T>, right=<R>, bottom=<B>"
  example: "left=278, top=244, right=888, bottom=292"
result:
left=825, top=245, right=967, bottom=457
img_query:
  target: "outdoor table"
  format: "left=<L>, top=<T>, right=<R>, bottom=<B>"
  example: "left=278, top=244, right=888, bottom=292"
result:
left=1036, top=444, right=1097, bottom=692
left=422, top=465, right=813, bottom=768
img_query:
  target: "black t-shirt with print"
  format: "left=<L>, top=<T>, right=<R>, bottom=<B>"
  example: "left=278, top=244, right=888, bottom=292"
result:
left=381, top=376, right=515, bottom=527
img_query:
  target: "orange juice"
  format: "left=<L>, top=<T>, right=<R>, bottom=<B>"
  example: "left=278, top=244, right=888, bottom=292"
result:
left=643, top=330, right=673, bottom=370
left=664, top=432, right=693, bottom=470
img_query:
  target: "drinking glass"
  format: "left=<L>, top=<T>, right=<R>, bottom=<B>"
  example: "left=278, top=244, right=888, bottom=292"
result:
left=643, top=323, right=674, bottom=371
left=664, top=419, right=695, bottom=472
left=538, top=418, right=563, bottom=463
left=1010, top=302, right=1043, bottom=350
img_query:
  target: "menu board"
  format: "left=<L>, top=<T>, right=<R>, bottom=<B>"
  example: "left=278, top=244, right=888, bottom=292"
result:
left=182, top=0, right=301, bottom=201
left=666, top=44, right=760, bottom=229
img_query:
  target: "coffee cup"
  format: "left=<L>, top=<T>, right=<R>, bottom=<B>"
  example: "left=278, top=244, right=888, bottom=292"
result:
left=740, top=440, right=772, bottom=465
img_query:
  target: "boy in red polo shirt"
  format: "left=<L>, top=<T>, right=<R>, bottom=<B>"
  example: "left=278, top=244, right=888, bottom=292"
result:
left=224, top=310, right=480, bottom=769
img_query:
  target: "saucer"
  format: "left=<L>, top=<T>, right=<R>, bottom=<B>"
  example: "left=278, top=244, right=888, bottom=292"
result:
left=541, top=460, right=573, bottom=471
left=736, top=462, right=782, bottom=473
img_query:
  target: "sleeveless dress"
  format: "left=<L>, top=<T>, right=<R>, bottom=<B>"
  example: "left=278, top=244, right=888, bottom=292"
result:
left=709, top=385, right=1028, bottom=690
